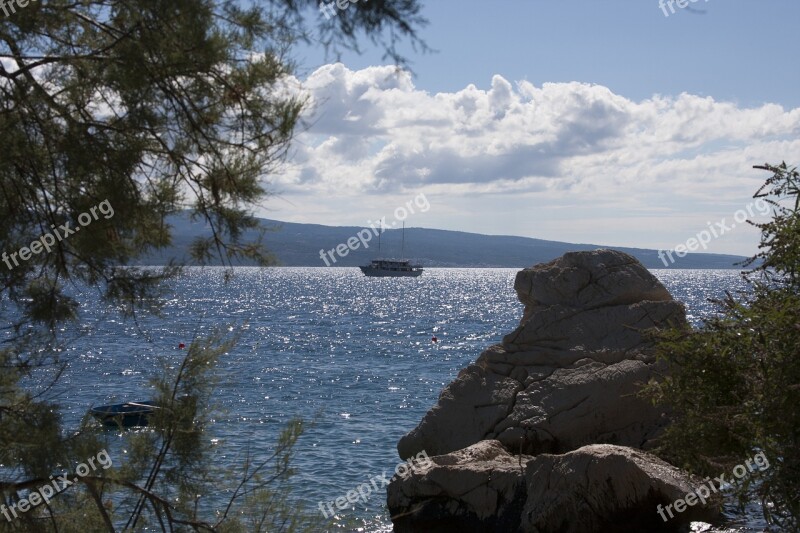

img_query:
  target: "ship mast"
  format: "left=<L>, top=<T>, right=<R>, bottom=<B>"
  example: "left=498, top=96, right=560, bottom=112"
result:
left=401, top=221, right=405, bottom=260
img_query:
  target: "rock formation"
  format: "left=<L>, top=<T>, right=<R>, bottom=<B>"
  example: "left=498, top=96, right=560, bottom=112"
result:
left=398, top=249, right=685, bottom=459
left=389, top=440, right=717, bottom=533
left=389, top=249, right=717, bottom=532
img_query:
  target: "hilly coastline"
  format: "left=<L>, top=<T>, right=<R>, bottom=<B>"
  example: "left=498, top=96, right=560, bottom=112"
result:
left=135, top=213, right=748, bottom=269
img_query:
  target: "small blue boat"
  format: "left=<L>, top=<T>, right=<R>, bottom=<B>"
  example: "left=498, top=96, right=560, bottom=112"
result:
left=90, top=401, right=158, bottom=428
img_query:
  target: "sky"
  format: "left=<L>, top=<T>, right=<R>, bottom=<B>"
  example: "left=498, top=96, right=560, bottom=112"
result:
left=260, top=0, right=800, bottom=256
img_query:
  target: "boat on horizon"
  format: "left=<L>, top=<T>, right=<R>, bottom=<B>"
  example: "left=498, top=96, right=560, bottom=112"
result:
left=359, top=258, right=423, bottom=277
left=360, top=222, right=423, bottom=277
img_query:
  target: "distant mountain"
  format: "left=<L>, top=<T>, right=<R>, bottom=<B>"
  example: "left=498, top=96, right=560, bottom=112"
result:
left=133, top=213, right=748, bottom=269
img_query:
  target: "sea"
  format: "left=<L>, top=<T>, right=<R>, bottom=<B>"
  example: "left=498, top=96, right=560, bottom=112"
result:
left=39, top=267, right=770, bottom=532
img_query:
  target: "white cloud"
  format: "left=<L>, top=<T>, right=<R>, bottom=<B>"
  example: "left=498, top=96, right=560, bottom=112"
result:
left=265, top=63, right=800, bottom=255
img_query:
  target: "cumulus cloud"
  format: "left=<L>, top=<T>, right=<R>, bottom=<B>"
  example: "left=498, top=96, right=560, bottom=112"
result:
left=265, top=63, right=799, bottom=254
left=276, top=63, right=799, bottom=204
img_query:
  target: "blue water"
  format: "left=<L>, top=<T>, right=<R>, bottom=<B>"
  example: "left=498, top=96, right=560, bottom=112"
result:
left=38, top=267, right=765, bottom=531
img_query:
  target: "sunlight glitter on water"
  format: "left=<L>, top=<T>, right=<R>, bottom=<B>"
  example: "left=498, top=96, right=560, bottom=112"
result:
left=38, top=267, right=766, bottom=531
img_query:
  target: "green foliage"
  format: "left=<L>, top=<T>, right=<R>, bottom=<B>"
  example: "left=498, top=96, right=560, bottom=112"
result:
left=0, top=0, right=424, bottom=530
left=645, top=163, right=800, bottom=529
left=2, top=334, right=327, bottom=531
left=106, top=334, right=323, bottom=531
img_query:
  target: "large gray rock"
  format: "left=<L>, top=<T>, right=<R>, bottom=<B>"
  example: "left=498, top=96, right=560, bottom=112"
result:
left=389, top=250, right=713, bottom=532
left=397, top=249, right=685, bottom=460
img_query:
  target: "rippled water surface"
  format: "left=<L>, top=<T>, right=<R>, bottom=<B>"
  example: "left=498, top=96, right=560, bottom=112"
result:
left=47, top=267, right=765, bottom=531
